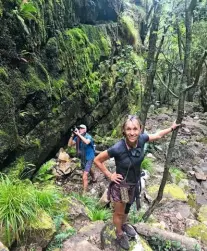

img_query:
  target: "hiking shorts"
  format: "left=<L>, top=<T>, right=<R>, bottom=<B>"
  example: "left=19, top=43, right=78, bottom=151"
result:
left=108, top=182, right=136, bottom=202
left=107, top=182, right=134, bottom=214
left=82, top=159, right=93, bottom=172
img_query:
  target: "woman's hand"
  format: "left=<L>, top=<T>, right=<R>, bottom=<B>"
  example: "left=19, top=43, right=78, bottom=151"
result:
left=171, top=121, right=181, bottom=131
left=110, top=172, right=123, bottom=184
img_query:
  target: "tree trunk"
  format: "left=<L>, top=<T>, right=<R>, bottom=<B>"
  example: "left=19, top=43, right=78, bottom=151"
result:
left=140, top=1, right=162, bottom=127
left=134, top=223, right=200, bottom=251
left=142, top=0, right=197, bottom=222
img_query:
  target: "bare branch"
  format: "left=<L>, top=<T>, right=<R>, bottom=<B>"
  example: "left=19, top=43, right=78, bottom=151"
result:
left=161, top=52, right=183, bottom=75
left=146, top=4, right=154, bottom=21
left=156, top=73, right=179, bottom=98
left=185, top=50, right=207, bottom=91
left=155, top=26, right=169, bottom=63
left=188, top=0, right=198, bottom=13
left=176, top=19, right=183, bottom=62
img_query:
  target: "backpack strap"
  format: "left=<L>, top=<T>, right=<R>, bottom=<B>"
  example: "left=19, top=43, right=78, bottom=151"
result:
left=121, top=137, right=143, bottom=183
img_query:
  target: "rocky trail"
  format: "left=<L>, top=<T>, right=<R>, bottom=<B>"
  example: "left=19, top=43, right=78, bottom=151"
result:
left=48, top=106, right=207, bottom=251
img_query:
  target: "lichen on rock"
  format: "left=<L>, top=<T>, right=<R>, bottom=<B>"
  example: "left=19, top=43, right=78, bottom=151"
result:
left=147, top=184, right=188, bottom=201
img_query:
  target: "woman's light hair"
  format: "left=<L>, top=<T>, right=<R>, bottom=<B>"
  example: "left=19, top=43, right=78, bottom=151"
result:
left=122, top=115, right=142, bottom=133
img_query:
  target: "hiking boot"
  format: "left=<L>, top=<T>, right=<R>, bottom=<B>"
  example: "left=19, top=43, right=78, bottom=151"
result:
left=116, top=232, right=130, bottom=250
left=122, top=223, right=137, bottom=238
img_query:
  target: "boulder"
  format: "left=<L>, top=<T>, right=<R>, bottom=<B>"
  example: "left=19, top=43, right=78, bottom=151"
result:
left=20, top=210, right=55, bottom=248
left=147, top=184, right=187, bottom=201
left=99, top=189, right=110, bottom=207
left=62, top=221, right=105, bottom=251
left=62, top=239, right=101, bottom=251
left=67, top=197, right=90, bottom=229
left=194, top=172, right=206, bottom=181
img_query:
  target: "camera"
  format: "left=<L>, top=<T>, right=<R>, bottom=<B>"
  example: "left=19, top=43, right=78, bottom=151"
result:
left=71, top=126, right=78, bottom=133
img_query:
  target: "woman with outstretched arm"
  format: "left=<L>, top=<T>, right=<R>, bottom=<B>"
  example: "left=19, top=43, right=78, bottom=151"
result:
left=94, top=115, right=180, bottom=250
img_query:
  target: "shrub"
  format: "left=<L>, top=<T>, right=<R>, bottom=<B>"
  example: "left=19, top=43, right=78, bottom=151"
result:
left=71, top=192, right=111, bottom=221
left=0, top=176, right=37, bottom=244
left=169, top=167, right=187, bottom=184
left=0, top=175, right=65, bottom=245
left=34, top=185, right=63, bottom=215
left=33, top=159, right=56, bottom=182
left=47, top=227, right=76, bottom=250
left=71, top=192, right=99, bottom=211
left=141, top=157, right=153, bottom=174
left=129, top=206, right=145, bottom=224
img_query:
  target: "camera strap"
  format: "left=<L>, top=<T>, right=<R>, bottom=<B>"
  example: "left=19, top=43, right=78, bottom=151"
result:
left=122, top=138, right=142, bottom=184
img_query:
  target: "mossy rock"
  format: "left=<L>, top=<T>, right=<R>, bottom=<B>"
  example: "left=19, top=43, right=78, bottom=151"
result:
left=197, top=205, right=207, bottom=224
left=188, top=193, right=198, bottom=209
left=186, top=223, right=207, bottom=245
left=101, top=222, right=148, bottom=250
left=21, top=210, right=56, bottom=248
left=140, top=237, right=153, bottom=251
left=147, top=184, right=187, bottom=201
left=120, top=15, right=139, bottom=46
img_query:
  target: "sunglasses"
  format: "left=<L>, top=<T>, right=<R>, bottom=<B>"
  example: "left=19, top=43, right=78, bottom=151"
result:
left=130, top=147, right=142, bottom=157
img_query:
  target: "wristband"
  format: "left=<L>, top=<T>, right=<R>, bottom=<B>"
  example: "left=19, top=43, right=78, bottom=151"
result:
left=171, top=127, right=174, bottom=132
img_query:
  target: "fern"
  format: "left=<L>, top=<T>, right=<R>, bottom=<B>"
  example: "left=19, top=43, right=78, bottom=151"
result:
left=87, top=208, right=111, bottom=221
left=12, top=1, right=38, bottom=34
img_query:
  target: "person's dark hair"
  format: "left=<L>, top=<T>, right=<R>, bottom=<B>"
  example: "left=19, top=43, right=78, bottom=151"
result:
left=122, top=115, right=142, bottom=136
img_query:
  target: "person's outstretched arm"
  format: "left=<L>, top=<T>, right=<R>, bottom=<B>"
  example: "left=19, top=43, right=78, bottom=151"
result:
left=148, top=121, right=181, bottom=142
left=94, top=151, right=123, bottom=184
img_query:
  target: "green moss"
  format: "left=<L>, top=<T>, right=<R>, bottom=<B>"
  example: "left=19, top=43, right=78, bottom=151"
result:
left=0, top=0, right=3, bottom=18
left=100, top=36, right=110, bottom=56
left=148, top=184, right=187, bottom=201
left=180, top=140, right=187, bottom=144
left=188, top=193, right=198, bottom=209
left=30, top=209, right=55, bottom=230
left=28, top=209, right=56, bottom=242
left=0, top=67, right=8, bottom=80
left=169, top=167, right=187, bottom=184
left=140, top=237, right=153, bottom=251
left=186, top=223, right=207, bottom=245
left=25, top=66, right=47, bottom=92
left=198, top=205, right=207, bottom=223
left=52, top=78, right=67, bottom=100
left=63, top=27, right=102, bottom=80
left=30, top=138, right=41, bottom=149
left=0, top=130, right=8, bottom=136
left=120, top=15, right=139, bottom=46
left=105, top=225, right=116, bottom=239
left=197, top=137, right=207, bottom=144
left=111, top=129, right=117, bottom=137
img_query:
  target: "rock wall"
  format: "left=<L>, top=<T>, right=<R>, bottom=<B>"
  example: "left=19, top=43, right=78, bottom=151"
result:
left=0, top=0, right=143, bottom=172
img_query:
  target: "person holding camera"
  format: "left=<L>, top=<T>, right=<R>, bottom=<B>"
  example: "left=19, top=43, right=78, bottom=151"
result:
left=94, top=115, right=180, bottom=250
left=68, top=124, right=96, bottom=194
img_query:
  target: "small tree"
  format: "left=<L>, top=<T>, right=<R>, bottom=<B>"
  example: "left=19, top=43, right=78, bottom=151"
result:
left=142, top=0, right=207, bottom=221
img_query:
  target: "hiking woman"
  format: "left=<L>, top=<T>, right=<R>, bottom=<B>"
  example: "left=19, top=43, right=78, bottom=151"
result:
left=94, top=115, right=180, bottom=250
